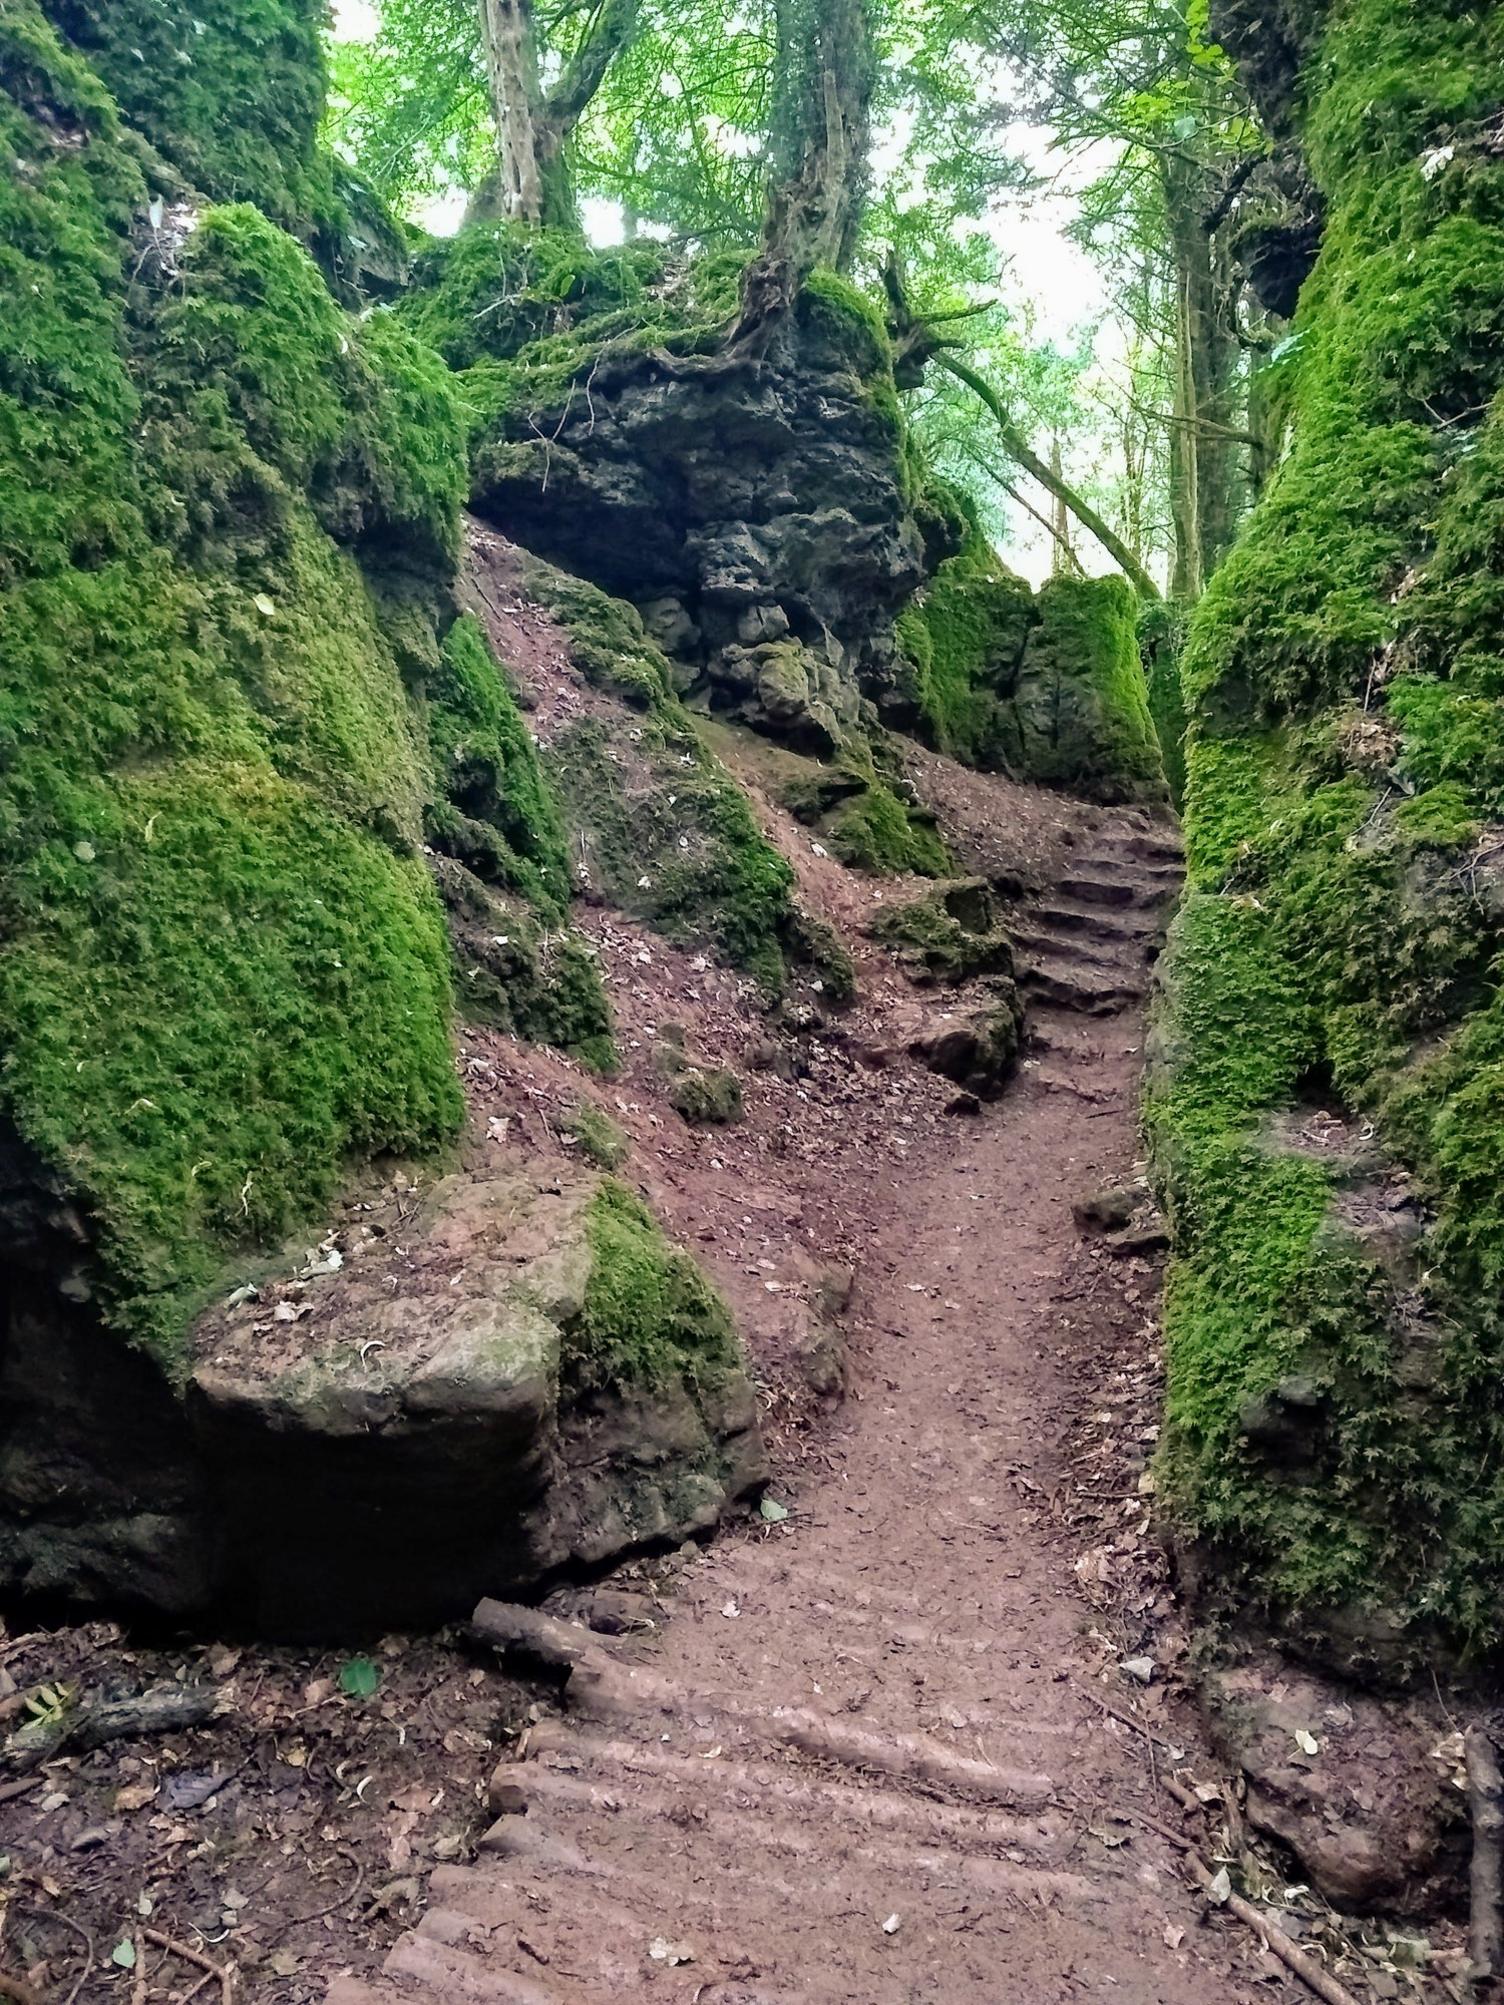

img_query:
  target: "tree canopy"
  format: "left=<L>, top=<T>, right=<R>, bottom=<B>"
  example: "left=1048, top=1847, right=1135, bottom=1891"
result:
left=329, top=0, right=1280, bottom=596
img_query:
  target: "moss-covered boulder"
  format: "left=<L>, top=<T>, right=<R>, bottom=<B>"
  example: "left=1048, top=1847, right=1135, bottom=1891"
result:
left=175, top=1171, right=763, bottom=1633
left=868, top=880, right=1016, bottom=986
left=1154, top=0, right=1504, bottom=1668
left=899, top=526, right=1167, bottom=805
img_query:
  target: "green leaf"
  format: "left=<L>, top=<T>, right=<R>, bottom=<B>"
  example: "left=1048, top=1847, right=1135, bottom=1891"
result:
left=759, top=1496, right=790, bottom=1523
left=112, top=1940, right=138, bottom=1971
left=339, top=1656, right=381, bottom=1699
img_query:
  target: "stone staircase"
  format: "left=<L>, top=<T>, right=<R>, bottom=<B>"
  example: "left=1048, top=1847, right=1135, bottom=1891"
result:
left=1011, top=818, right=1184, bottom=1021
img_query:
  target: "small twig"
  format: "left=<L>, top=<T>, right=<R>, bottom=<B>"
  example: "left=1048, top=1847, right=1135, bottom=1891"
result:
left=15, top=1907, right=94, bottom=2005
left=143, top=1929, right=235, bottom=2005
left=262, top=1853, right=365, bottom=1943
left=1183, top=1849, right=1364, bottom=2005
left=1086, top=1690, right=1185, bottom=1758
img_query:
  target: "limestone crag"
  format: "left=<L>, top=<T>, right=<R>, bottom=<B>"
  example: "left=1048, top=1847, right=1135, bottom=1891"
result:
left=463, top=280, right=943, bottom=755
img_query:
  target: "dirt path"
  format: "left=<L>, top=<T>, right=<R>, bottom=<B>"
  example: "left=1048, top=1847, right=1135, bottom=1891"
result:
left=330, top=816, right=1305, bottom=2005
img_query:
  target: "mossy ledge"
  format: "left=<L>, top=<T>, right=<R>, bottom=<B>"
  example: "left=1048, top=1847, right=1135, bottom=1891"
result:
left=1157, top=0, right=1504, bottom=1670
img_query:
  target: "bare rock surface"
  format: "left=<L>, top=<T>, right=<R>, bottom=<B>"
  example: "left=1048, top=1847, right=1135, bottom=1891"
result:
left=1202, top=1657, right=1466, bottom=1915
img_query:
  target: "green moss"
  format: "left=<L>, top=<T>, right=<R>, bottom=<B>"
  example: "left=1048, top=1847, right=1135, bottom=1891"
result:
left=424, top=615, right=569, bottom=913
left=668, top=1066, right=743, bottom=1126
left=0, top=15, right=606, bottom=1364
left=900, top=534, right=1165, bottom=803
left=526, top=561, right=809, bottom=995
left=796, top=268, right=892, bottom=381
left=39, top=0, right=339, bottom=237
left=1141, top=600, right=1191, bottom=811
left=900, top=527, right=1032, bottom=767
left=828, top=782, right=952, bottom=877
left=1155, top=0, right=1504, bottom=1659
left=571, top=1180, right=740, bottom=1390
left=560, top=1101, right=629, bottom=1171
left=869, top=881, right=1014, bottom=984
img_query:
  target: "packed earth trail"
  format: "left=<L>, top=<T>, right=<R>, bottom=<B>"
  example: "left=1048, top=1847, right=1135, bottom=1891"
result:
left=326, top=812, right=1307, bottom=2005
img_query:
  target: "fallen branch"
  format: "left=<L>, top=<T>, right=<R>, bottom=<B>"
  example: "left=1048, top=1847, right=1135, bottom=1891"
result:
left=1, top=1683, right=222, bottom=1777
left=1183, top=1849, right=1363, bottom=2005
left=1467, top=1724, right=1504, bottom=1980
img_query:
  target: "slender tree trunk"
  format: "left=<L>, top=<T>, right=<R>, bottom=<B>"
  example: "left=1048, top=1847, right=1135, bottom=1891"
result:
left=476, top=0, right=548, bottom=223
left=1163, top=150, right=1246, bottom=594
left=939, top=354, right=1161, bottom=600
left=1169, top=263, right=1202, bottom=599
left=1049, top=439, right=1075, bottom=576
left=470, top=0, right=641, bottom=230
left=734, top=0, right=875, bottom=342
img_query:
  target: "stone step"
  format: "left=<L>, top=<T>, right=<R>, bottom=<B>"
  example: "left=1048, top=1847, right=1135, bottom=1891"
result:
left=1009, top=922, right=1136, bottom=974
left=1018, top=956, right=1147, bottom=1017
left=1055, top=869, right=1178, bottom=910
left=1120, top=830, right=1185, bottom=866
left=514, top=1728, right=1069, bottom=1855
left=1028, top=897, right=1164, bottom=941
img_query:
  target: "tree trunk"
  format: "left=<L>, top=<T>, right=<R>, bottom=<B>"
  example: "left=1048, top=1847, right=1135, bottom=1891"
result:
left=475, top=0, right=548, bottom=223
left=1049, top=438, right=1075, bottom=575
left=1163, top=150, right=1246, bottom=595
left=939, top=354, right=1161, bottom=601
left=734, top=0, right=875, bottom=343
left=1168, top=262, right=1202, bottom=600
left=470, top=0, right=641, bottom=230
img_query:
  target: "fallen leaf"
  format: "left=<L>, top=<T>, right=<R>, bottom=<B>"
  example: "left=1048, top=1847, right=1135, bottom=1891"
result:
left=1163, top=1922, right=1185, bottom=1950
left=111, top=1940, right=138, bottom=1971
left=340, top=1657, right=381, bottom=1699
left=648, top=1938, right=694, bottom=1966
left=1294, top=1729, right=1320, bottom=1756
left=881, top=1913, right=901, bottom=1935
left=114, top=1781, right=157, bottom=1813
left=759, top=1498, right=789, bottom=1524
left=1205, top=1867, right=1231, bottom=1906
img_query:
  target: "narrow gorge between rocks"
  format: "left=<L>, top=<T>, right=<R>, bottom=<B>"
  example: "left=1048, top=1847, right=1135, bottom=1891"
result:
left=3, top=2, right=1504, bottom=2001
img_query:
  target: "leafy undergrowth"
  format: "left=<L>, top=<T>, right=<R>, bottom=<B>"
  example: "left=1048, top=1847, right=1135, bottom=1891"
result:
left=1154, top=0, right=1504, bottom=1666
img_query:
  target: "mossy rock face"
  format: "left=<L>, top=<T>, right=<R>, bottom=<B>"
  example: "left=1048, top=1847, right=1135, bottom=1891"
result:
left=899, top=525, right=1167, bottom=805
left=1155, top=0, right=1504, bottom=1667
left=0, top=17, right=606, bottom=1379
left=402, top=228, right=941, bottom=755
left=524, top=557, right=843, bottom=997
left=37, top=0, right=338, bottom=236
left=869, top=881, right=1015, bottom=986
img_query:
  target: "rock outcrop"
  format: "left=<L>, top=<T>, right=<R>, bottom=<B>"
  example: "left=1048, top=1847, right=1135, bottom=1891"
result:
left=897, top=522, right=1168, bottom=804
left=1153, top=0, right=1504, bottom=1668
left=0, top=5, right=763, bottom=1628
left=399, top=234, right=954, bottom=758
left=3, top=1167, right=762, bottom=1633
